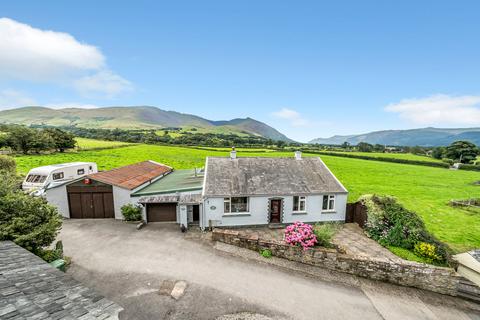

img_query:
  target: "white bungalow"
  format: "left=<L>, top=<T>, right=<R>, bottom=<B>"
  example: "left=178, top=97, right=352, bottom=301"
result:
left=200, top=150, right=348, bottom=229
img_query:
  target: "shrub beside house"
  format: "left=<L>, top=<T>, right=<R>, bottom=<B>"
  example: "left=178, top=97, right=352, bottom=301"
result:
left=360, top=194, right=449, bottom=265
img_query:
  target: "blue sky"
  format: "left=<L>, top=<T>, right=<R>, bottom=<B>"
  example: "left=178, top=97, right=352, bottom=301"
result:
left=1, top=1, right=480, bottom=142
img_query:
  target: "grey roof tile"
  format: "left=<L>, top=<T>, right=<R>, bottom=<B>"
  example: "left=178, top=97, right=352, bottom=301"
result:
left=204, top=157, right=347, bottom=197
left=0, top=242, right=122, bottom=320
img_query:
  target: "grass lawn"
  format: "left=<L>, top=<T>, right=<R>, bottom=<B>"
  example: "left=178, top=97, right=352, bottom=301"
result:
left=387, top=246, right=432, bottom=264
left=75, top=137, right=135, bottom=150
left=320, top=151, right=443, bottom=163
left=13, top=143, right=480, bottom=252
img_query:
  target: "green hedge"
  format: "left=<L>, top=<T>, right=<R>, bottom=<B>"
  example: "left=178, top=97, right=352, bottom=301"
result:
left=301, top=150, right=450, bottom=169
left=360, top=195, right=450, bottom=265
left=458, top=163, right=480, bottom=171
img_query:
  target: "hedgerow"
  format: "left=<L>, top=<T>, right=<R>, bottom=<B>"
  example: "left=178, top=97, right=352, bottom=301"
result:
left=301, top=150, right=450, bottom=169
left=360, top=195, right=450, bottom=265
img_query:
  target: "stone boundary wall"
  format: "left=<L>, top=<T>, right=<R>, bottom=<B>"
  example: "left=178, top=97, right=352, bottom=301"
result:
left=212, top=228, right=463, bottom=296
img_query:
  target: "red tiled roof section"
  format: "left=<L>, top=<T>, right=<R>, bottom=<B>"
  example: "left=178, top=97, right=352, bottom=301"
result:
left=89, top=161, right=172, bottom=190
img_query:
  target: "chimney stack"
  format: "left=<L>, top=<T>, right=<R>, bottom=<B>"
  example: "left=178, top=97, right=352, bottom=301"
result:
left=294, top=151, right=302, bottom=160
left=230, top=146, right=237, bottom=160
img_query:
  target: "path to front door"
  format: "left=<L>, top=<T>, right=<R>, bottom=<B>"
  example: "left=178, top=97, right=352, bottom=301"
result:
left=270, top=199, right=281, bottom=223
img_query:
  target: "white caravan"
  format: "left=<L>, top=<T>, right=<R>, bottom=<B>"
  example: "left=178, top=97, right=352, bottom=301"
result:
left=22, top=162, right=98, bottom=192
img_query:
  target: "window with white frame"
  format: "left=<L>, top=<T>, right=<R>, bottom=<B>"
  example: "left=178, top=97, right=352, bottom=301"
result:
left=322, top=195, right=335, bottom=211
left=293, top=196, right=306, bottom=212
left=224, top=197, right=249, bottom=213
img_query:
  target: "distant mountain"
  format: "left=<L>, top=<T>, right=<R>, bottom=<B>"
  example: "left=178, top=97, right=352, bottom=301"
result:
left=0, top=106, right=292, bottom=142
left=310, top=127, right=480, bottom=147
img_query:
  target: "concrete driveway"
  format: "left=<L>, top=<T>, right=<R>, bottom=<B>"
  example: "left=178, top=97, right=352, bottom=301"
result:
left=59, top=220, right=480, bottom=320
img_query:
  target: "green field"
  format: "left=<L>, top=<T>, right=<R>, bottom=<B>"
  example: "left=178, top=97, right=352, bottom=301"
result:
left=75, top=138, right=135, bottom=150
left=13, top=143, right=480, bottom=253
left=319, top=151, right=443, bottom=163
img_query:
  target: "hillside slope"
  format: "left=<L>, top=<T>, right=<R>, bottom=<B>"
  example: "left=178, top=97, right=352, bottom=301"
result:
left=310, top=127, right=480, bottom=146
left=0, top=106, right=292, bottom=141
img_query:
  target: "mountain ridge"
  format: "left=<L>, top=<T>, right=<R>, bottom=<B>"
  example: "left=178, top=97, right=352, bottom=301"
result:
left=0, top=106, right=292, bottom=142
left=310, top=127, right=480, bottom=146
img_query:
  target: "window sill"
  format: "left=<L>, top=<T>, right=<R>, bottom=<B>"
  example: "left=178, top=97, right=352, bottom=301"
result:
left=292, top=211, right=307, bottom=215
left=321, top=210, right=337, bottom=214
left=223, top=212, right=251, bottom=217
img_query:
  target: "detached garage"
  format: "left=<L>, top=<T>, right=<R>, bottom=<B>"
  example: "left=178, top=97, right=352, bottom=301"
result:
left=45, top=161, right=172, bottom=219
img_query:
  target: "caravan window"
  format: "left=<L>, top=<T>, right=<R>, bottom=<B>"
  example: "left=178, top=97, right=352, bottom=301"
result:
left=26, top=175, right=47, bottom=183
left=77, top=168, right=85, bottom=175
left=52, top=172, right=64, bottom=180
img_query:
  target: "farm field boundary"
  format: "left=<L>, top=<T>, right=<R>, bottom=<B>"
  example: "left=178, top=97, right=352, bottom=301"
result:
left=302, top=149, right=451, bottom=169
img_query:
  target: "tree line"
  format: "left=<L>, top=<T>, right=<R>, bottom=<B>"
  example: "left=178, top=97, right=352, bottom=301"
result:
left=0, top=124, right=76, bottom=154
left=41, top=126, right=302, bottom=148
left=311, top=140, right=479, bottom=164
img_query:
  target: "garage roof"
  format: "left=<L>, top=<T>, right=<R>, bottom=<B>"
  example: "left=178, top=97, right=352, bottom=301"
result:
left=132, top=169, right=204, bottom=196
left=89, top=160, right=172, bottom=190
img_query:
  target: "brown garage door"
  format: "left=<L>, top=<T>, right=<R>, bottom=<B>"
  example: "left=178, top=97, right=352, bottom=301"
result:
left=147, top=203, right=177, bottom=222
left=67, top=184, right=114, bottom=219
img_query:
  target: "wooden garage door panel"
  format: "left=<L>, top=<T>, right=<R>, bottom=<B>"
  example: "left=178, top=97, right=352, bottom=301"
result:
left=69, top=193, right=82, bottom=219
left=148, top=203, right=177, bottom=222
left=103, top=193, right=115, bottom=218
left=81, top=193, right=94, bottom=218
left=92, top=193, right=105, bottom=218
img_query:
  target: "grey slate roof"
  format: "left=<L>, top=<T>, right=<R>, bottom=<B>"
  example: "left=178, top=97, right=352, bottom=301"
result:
left=203, top=157, right=347, bottom=197
left=0, top=241, right=122, bottom=320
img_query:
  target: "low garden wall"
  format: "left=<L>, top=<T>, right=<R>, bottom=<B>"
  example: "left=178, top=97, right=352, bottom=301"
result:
left=212, top=228, right=463, bottom=297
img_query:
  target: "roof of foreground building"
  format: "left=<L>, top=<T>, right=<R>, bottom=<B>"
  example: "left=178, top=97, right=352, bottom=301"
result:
left=0, top=241, right=123, bottom=319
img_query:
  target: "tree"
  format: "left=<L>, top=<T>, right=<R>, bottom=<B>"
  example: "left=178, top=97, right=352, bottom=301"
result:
left=44, top=128, right=76, bottom=152
left=0, top=166, right=62, bottom=254
left=5, top=126, right=36, bottom=153
left=341, top=142, right=350, bottom=149
left=357, top=142, right=374, bottom=152
left=373, top=144, right=385, bottom=152
left=27, top=130, right=55, bottom=153
left=0, top=156, right=18, bottom=196
left=431, top=147, right=445, bottom=160
left=445, top=141, right=479, bottom=164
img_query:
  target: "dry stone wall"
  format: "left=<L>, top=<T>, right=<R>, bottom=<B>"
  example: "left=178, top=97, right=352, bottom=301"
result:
left=212, top=228, right=463, bottom=296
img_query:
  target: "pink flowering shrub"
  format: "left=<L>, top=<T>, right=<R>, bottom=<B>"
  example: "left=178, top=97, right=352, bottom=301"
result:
left=284, top=221, right=317, bottom=250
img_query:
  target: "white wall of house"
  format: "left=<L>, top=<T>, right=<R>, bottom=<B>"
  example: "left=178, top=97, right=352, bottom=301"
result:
left=179, top=204, right=188, bottom=226
left=203, top=193, right=348, bottom=227
left=44, top=185, right=70, bottom=218
left=112, top=186, right=135, bottom=219
left=282, top=194, right=347, bottom=223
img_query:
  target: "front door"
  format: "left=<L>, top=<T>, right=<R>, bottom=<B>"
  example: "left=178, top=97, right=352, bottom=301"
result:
left=192, top=205, right=200, bottom=222
left=270, top=199, right=281, bottom=223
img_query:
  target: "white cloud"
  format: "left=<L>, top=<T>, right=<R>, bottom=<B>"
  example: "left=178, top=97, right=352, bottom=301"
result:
left=385, top=94, right=480, bottom=126
left=271, top=108, right=310, bottom=127
left=74, top=70, right=132, bottom=98
left=0, top=89, right=36, bottom=110
left=45, top=102, right=101, bottom=109
left=0, top=18, right=131, bottom=97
